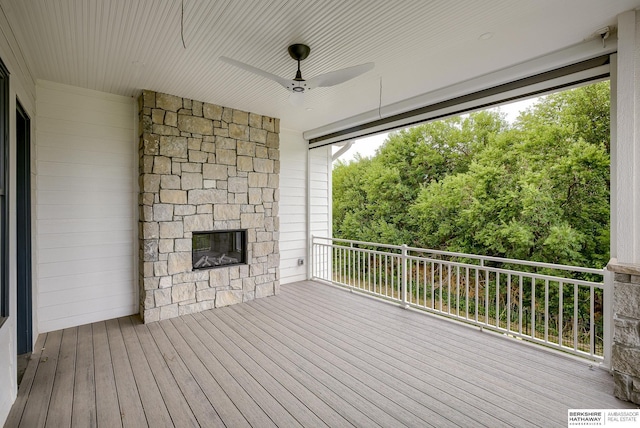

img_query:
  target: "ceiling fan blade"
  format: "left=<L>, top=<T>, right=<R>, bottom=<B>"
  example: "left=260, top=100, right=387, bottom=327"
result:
left=307, top=62, right=375, bottom=88
left=220, top=56, right=290, bottom=89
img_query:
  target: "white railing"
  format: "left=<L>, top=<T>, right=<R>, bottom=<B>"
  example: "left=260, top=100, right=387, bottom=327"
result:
left=311, top=236, right=609, bottom=362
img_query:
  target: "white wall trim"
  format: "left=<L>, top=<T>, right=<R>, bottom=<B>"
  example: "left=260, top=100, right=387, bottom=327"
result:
left=278, top=127, right=308, bottom=284
left=610, top=53, right=618, bottom=260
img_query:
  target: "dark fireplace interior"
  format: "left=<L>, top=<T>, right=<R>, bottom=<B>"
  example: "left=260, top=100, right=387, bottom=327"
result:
left=192, top=230, right=247, bottom=269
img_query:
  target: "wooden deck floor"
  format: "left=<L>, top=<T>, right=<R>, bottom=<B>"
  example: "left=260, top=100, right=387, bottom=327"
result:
left=5, top=280, right=636, bottom=427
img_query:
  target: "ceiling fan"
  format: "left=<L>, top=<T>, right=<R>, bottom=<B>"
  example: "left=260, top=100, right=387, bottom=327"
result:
left=220, top=44, right=374, bottom=106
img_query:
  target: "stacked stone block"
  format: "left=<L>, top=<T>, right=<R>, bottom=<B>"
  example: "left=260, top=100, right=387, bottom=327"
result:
left=608, top=260, right=640, bottom=405
left=138, top=90, right=280, bottom=322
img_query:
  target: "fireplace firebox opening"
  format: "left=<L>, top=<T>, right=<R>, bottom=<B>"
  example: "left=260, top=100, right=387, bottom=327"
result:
left=192, top=230, right=247, bottom=269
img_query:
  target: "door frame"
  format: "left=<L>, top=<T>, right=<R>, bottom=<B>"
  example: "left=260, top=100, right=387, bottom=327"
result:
left=16, top=100, right=31, bottom=355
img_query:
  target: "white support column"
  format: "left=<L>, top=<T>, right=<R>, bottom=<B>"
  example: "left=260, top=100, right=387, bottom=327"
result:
left=610, top=52, right=618, bottom=261
left=606, top=10, right=640, bottom=404
left=615, top=10, right=640, bottom=265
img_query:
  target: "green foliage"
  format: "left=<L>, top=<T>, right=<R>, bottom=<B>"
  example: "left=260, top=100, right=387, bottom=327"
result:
left=332, top=81, right=610, bottom=268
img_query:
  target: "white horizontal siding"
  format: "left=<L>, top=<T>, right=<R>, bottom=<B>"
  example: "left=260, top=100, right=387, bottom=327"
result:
left=279, top=129, right=307, bottom=284
left=38, top=269, right=134, bottom=295
left=38, top=293, right=138, bottom=332
left=35, top=80, right=137, bottom=332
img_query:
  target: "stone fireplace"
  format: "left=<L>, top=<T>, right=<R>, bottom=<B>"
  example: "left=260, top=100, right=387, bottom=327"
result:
left=138, top=90, right=280, bottom=322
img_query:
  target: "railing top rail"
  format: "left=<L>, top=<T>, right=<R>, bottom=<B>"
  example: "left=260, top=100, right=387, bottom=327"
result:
left=312, top=236, right=604, bottom=276
left=314, top=240, right=602, bottom=287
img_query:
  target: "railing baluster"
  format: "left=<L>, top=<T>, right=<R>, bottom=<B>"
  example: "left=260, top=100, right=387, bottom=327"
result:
left=423, top=260, right=427, bottom=308
left=431, top=261, right=435, bottom=310
left=350, top=245, right=354, bottom=287
left=559, top=281, right=564, bottom=348
left=343, top=246, right=346, bottom=285
left=391, top=254, right=395, bottom=300
left=485, top=269, right=489, bottom=326
left=377, top=253, right=380, bottom=295
left=475, top=268, right=479, bottom=323
left=447, top=264, right=452, bottom=314
left=519, top=276, right=523, bottom=335
left=368, top=251, right=371, bottom=293
left=340, top=245, right=343, bottom=285
left=456, top=265, right=460, bottom=317
left=319, top=243, right=322, bottom=279
left=465, top=266, right=470, bottom=319
left=339, top=247, right=342, bottom=284
left=401, top=245, right=408, bottom=307
left=532, top=277, right=536, bottom=340
left=357, top=248, right=361, bottom=290
left=574, top=283, right=579, bottom=352
left=496, top=272, right=500, bottom=328
left=385, top=254, right=388, bottom=298
left=544, top=279, right=549, bottom=344
left=439, top=263, right=443, bottom=312
left=507, top=274, right=511, bottom=332
left=590, top=285, right=595, bottom=357
left=415, top=259, right=419, bottom=305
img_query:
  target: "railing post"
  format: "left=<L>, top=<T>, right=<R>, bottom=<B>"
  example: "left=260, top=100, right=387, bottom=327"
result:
left=602, top=269, right=613, bottom=370
left=401, top=244, right=409, bottom=309
left=308, top=235, right=315, bottom=281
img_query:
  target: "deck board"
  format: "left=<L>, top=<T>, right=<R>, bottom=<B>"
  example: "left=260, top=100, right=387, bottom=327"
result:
left=271, top=289, right=537, bottom=427
left=71, top=324, right=96, bottom=428
left=5, top=280, right=636, bottom=428
left=117, top=317, right=173, bottom=428
left=169, top=315, right=277, bottom=427
left=4, top=334, right=46, bottom=427
left=132, top=316, right=199, bottom=427
left=45, top=327, right=77, bottom=428
left=280, top=285, right=570, bottom=422
left=203, top=308, right=349, bottom=427
left=19, top=329, right=62, bottom=428
left=146, top=321, right=225, bottom=427
left=158, top=317, right=249, bottom=427
left=248, top=294, right=463, bottom=427
left=294, top=282, right=623, bottom=408
left=92, top=321, right=122, bottom=428
left=105, top=319, right=147, bottom=428
left=191, top=311, right=307, bottom=427
left=220, top=304, right=383, bottom=427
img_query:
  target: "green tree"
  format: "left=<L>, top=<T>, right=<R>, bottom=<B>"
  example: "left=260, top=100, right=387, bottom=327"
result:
left=410, top=82, right=610, bottom=267
left=332, top=110, right=507, bottom=245
left=333, top=81, right=610, bottom=268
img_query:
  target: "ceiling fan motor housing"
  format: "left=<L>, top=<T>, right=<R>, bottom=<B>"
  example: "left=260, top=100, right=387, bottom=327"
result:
left=288, top=44, right=311, bottom=61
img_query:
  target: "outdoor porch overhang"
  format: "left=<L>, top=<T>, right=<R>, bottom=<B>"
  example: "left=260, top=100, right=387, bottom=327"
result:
left=5, top=281, right=633, bottom=427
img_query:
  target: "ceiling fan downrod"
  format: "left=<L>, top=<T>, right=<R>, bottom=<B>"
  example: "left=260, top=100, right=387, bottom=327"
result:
left=288, top=44, right=310, bottom=83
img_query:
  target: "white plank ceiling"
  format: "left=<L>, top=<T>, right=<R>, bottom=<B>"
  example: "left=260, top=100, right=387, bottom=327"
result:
left=1, top=0, right=639, bottom=133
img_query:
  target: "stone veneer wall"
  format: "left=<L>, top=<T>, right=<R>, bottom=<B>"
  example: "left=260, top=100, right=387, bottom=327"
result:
left=138, top=90, right=280, bottom=322
left=608, top=259, right=640, bottom=404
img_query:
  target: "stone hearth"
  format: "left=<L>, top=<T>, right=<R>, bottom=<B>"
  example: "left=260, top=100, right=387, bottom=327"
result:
left=138, top=90, right=280, bottom=322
